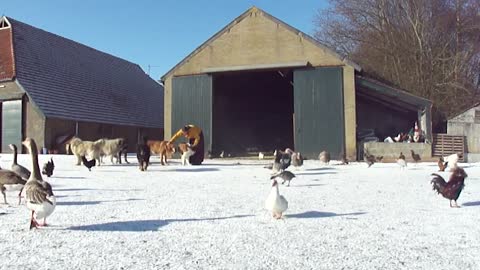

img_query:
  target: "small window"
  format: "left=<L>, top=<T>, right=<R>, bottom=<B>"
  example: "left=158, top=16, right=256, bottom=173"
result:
left=0, top=18, right=11, bottom=29
left=475, top=110, right=480, bottom=123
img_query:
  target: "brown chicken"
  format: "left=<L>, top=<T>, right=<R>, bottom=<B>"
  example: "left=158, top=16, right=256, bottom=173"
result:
left=410, top=150, right=421, bottom=163
left=431, top=167, right=467, bottom=207
left=437, top=157, right=448, bottom=172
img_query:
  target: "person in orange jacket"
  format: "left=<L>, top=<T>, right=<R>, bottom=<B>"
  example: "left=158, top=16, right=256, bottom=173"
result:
left=168, top=124, right=204, bottom=165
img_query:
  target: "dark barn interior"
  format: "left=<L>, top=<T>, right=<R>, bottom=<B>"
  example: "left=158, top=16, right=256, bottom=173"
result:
left=212, top=69, right=294, bottom=155
left=356, top=87, right=419, bottom=142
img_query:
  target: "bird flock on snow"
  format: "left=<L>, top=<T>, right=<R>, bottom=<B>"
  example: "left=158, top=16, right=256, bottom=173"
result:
left=0, top=137, right=471, bottom=230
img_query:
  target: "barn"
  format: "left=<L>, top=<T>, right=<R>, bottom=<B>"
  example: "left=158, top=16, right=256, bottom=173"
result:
left=0, top=16, right=164, bottom=153
left=161, top=7, right=432, bottom=160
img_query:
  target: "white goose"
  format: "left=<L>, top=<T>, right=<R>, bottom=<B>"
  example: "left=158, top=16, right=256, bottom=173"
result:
left=22, top=138, right=56, bottom=229
left=265, top=179, right=288, bottom=219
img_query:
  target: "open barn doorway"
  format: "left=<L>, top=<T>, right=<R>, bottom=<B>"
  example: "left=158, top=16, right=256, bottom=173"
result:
left=212, top=69, right=294, bottom=156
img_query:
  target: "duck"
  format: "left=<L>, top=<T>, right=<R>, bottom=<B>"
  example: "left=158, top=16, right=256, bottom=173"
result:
left=22, top=138, right=56, bottom=229
left=0, top=170, right=26, bottom=205
left=265, top=179, right=288, bottom=219
left=9, top=144, right=31, bottom=180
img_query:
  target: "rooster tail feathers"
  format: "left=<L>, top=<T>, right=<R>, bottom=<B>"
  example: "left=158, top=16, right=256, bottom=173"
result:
left=430, top=173, right=447, bottom=194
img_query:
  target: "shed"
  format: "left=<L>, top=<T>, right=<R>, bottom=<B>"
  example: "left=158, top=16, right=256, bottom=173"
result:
left=161, top=7, right=432, bottom=160
left=447, top=103, right=480, bottom=162
left=0, top=16, right=164, bottom=153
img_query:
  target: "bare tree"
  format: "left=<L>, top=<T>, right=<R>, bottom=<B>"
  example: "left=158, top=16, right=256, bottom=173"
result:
left=314, top=0, right=480, bottom=129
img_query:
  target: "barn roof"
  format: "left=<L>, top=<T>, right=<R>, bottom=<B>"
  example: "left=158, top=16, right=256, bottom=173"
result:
left=161, top=6, right=361, bottom=81
left=356, top=76, right=432, bottom=112
left=3, top=16, right=163, bottom=128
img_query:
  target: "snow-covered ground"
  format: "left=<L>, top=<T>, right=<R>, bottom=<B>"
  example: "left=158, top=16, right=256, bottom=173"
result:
left=1, top=153, right=479, bottom=269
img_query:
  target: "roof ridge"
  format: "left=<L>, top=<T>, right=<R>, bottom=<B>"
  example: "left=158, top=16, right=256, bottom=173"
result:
left=5, top=16, right=142, bottom=69
left=160, top=6, right=360, bottom=81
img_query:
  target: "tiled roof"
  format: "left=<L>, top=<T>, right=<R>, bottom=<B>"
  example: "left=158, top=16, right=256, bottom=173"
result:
left=8, top=17, right=163, bottom=128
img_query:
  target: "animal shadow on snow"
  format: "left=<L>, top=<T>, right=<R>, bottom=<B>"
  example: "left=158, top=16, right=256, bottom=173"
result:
left=286, top=211, right=366, bottom=219
left=305, top=167, right=336, bottom=171
left=172, top=168, right=220, bottom=172
left=57, top=198, right=144, bottom=206
left=295, top=171, right=337, bottom=176
left=462, top=201, right=480, bottom=207
left=55, top=188, right=143, bottom=192
left=53, top=176, right=86, bottom=180
left=67, top=214, right=253, bottom=232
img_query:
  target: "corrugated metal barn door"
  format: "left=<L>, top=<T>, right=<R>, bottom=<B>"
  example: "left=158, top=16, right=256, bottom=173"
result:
left=1, top=99, right=23, bottom=152
left=172, top=75, right=212, bottom=152
left=294, top=67, right=344, bottom=159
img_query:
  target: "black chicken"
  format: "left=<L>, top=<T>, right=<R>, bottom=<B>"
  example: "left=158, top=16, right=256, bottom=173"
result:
left=136, top=136, right=151, bottom=171
left=272, top=149, right=291, bottom=173
left=271, top=170, right=296, bottom=186
left=411, top=150, right=421, bottom=163
left=81, top=156, right=96, bottom=171
left=42, top=158, right=55, bottom=177
left=431, top=167, right=467, bottom=207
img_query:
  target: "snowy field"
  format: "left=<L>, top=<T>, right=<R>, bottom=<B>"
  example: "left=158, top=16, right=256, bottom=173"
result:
left=1, top=153, right=479, bottom=270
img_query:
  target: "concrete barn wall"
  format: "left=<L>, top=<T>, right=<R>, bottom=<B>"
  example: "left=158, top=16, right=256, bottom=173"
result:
left=163, top=8, right=357, bottom=159
left=448, top=106, right=480, bottom=155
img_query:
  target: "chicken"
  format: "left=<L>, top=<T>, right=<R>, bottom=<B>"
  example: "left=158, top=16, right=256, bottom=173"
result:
left=431, top=167, right=467, bottom=207
left=81, top=156, right=96, bottom=171
left=410, top=150, right=421, bottom=164
left=319, top=151, right=331, bottom=165
left=437, top=157, right=448, bottom=172
left=375, top=156, right=384, bottom=162
left=397, top=152, right=407, bottom=169
left=136, top=136, right=151, bottom=171
left=272, top=149, right=291, bottom=174
left=340, top=152, right=349, bottom=165
left=265, top=179, right=288, bottom=219
left=271, top=171, right=296, bottom=187
left=258, top=152, right=265, bottom=160
left=364, top=152, right=376, bottom=168
left=291, top=152, right=303, bottom=168
left=42, top=158, right=55, bottom=177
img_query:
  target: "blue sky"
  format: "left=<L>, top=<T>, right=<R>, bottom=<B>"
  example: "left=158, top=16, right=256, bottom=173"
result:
left=1, top=1, right=328, bottom=81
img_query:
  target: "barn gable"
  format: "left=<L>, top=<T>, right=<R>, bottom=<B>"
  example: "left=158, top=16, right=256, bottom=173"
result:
left=162, top=6, right=360, bottom=80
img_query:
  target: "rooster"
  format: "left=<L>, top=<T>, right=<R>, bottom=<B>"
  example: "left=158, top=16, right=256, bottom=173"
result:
left=437, top=157, right=448, bottom=172
left=431, top=167, right=467, bottom=207
left=410, top=150, right=421, bottom=164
